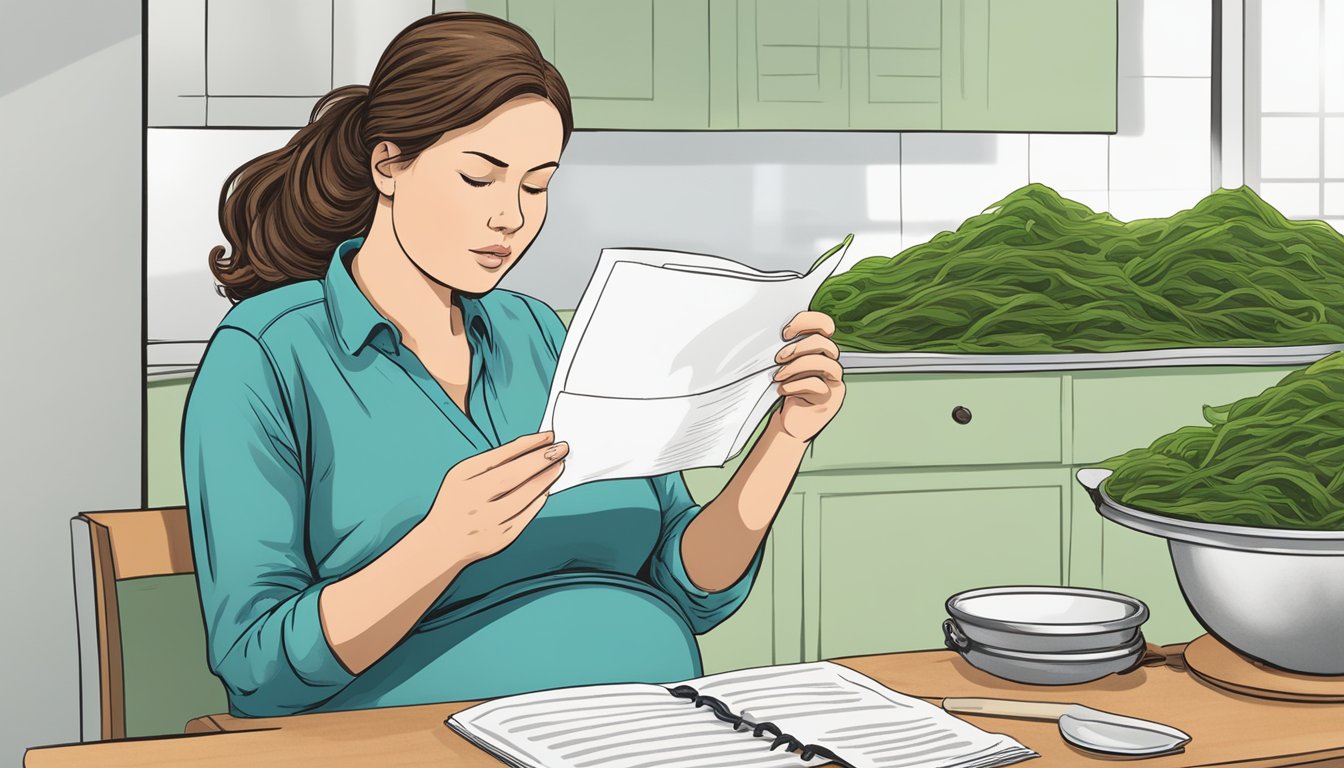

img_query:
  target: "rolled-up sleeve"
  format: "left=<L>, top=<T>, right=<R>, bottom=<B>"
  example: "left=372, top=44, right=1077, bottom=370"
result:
left=183, top=327, right=355, bottom=716
left=644, top=472, right=767, bottom=635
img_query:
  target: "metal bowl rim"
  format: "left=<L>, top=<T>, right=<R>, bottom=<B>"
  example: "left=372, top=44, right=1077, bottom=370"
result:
left=1078, top=469, right=1344, bottom=552
left=946, top=586, right=1150, bottom=636
left=959, top=632, right=1147, bottom=663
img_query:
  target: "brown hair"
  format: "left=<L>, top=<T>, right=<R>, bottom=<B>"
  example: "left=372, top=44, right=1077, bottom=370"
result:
left=209, top=12, right=573, bottom=303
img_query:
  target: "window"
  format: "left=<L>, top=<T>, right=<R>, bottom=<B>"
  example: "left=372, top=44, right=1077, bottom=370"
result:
left=1246, top=0, right=1344, bottom=231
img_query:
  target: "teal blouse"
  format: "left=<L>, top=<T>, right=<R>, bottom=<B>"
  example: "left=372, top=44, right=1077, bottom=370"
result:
left=182, top=238, right=763, bottom=718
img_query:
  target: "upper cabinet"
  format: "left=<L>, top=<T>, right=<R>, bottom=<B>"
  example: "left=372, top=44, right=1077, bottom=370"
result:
left=505, top=0, right=712, bottom=129
left=941, top=0, right=1117, bottom=132
left=732, top=0, right=1114, bottom=131
left=151, top=0, right=1115, bottom=132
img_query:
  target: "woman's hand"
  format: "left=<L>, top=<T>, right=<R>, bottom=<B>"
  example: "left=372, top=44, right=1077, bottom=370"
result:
left=321, top=432, right=566, bottom=675
left=427, top=431, right=568, bottom=564
left=771, top=311, right=845, bottom=443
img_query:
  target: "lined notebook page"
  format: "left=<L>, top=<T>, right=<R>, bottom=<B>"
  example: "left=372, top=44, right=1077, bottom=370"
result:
left=447, top=682, right=811, bottom=768
left=690, top=663, right=1037, bottom=768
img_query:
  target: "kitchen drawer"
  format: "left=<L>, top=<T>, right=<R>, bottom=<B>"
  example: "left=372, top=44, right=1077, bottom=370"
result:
left=808, top=373, right=1063, bottom=470
left=1071, top=367, right=1299, bottom=464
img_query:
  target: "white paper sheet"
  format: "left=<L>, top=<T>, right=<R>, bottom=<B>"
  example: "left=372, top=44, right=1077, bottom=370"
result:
left=541, top=241, right=849, bottom=492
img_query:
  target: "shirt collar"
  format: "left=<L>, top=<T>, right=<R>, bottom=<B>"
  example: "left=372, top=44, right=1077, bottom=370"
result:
left=325, top=237, right=493, bottom=356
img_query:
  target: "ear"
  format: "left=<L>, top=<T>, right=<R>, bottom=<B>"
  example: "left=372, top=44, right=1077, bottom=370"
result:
left=370, top=141, right=403, bottom=198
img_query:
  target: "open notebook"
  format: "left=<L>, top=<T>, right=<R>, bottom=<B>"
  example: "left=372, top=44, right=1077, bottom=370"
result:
left=445, top=661, right=1037, bottom=768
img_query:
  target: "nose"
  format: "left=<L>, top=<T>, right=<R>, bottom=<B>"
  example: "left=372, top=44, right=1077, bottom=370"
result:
left=487, top=191, right=524, bottom=234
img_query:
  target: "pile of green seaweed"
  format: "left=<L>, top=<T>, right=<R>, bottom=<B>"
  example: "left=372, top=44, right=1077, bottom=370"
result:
left=811, top=184, right=1344, bottom=353
left=1101, top=352, right=1344, bottom=530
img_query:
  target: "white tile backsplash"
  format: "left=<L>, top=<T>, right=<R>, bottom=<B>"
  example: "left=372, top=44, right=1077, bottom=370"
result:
left=864, top=164, right=901, bottom=222
left=1028, top=134, right=1109, bottom=191
left=148, top=129, right=294, bottom=341
left=1109, top=77, right=1211, bottom=191
left=1125, top=0, right=1212, bottom=77
left=900, top=133, right=1029, bottom=249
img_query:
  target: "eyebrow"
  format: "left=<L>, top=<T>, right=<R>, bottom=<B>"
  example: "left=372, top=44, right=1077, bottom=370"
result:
left=463, top=150, right=559, bottom=173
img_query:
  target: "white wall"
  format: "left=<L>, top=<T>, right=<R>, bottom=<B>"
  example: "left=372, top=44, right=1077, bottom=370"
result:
left=0, top=0, right=144, bottom=762
left=148, top=0, right=1216, bottom=348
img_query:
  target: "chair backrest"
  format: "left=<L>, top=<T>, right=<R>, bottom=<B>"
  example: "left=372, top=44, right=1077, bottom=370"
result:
left=70, top=507, right=226, bottom=740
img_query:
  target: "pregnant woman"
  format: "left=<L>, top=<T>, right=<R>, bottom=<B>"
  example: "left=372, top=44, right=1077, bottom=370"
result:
left=184, top=12, right=845, bottom=718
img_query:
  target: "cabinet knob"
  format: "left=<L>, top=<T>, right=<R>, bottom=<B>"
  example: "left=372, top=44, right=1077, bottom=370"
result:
left=951, top=406, right=973, bottom=425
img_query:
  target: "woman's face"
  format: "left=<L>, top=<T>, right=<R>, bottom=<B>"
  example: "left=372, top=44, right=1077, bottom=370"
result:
left=382, top=95, right=563, bottom=295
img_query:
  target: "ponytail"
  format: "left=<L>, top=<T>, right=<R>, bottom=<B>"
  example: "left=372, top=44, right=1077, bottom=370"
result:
left=210, top=86, right=375, bottom=302
left=209, top=12, right=573, bottom=303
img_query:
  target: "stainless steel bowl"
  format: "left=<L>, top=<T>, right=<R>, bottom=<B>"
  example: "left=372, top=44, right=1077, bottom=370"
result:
left=1078, top=468, right=1344, bottom=675
left=944, top=620, right=1147, bottom=685
left=946, top=586, right=1148, bottom=653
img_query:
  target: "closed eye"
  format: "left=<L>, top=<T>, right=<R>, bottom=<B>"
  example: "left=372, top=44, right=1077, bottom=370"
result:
left=459, top=173, right=491, bottom=188
left=523, top=185, right=548, bottom=196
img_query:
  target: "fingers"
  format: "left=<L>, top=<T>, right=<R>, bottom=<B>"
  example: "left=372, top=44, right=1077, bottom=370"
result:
left=497, top=458, right=566, bottom=510
left=777, top=376, right=831, bottom=401
left=773, top=355, right=843, bottom=385
left=500, top=487, right=550, bottom=528
left=782, top=311, right=836, bottom=341
left=775, top=334, right=840, bottom=364
left=456, top=431, right=556, bottom=477
left=484, top=441, right=569, bottom=501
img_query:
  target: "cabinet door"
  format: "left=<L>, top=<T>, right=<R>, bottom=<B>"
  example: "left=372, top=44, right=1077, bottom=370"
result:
left=941, top=0, right=1116, bottom=132
left=848, top=0, right=942, bottom=129
left=736, top=0, right=851, bottom=129
left=805, top=470, right=1067, bottom=660
left=1071, top=367, right=1299, bottom=466
left=509, top=0, right=710, bottom=128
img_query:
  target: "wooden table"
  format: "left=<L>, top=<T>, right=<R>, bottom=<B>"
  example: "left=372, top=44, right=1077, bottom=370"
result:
left=25, top=645, right=1344, bottom=767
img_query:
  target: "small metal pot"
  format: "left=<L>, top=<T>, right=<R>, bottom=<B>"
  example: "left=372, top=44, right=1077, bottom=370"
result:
left=944, top=620, right=1148, bottom=685
left=945, top=586, right=1149, bottom=654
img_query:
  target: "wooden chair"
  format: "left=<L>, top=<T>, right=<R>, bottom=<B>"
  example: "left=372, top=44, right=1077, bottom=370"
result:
left=70, top=507, right=226, bottom=741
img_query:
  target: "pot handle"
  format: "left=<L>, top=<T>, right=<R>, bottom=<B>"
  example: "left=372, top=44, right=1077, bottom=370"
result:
left=943, top=618, right=971, bottom=653
left=1075, top=467, right=1113, bottom=505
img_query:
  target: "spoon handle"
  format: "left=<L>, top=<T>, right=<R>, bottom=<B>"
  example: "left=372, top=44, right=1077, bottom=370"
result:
left=942, top=697, right=1073, bottom=721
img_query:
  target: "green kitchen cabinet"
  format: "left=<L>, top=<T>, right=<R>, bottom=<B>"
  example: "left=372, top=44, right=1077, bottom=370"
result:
left=734, top=0, right=852, bottom=129
left=1070, top=367, right=1298, bottom=465
left=941, top=0, right=1117, bottom=132
left=808, top=372, right=1064, bottom=471
left=733, top=0, right=1114, bottom=131
left=848, top=0, right=943, bottom=130
left=733, top=0, right=945, bottom=130
left=802, top=469, right=1071, bottom=661
left=505, top=0, right=711, bottom=129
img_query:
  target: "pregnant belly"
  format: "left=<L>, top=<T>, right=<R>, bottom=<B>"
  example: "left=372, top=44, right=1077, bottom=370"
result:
left=325, top=577, right=702, bottom=711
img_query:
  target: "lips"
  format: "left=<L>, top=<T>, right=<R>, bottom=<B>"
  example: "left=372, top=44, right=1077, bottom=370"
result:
left=470, top=245, right=512, bottom=269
